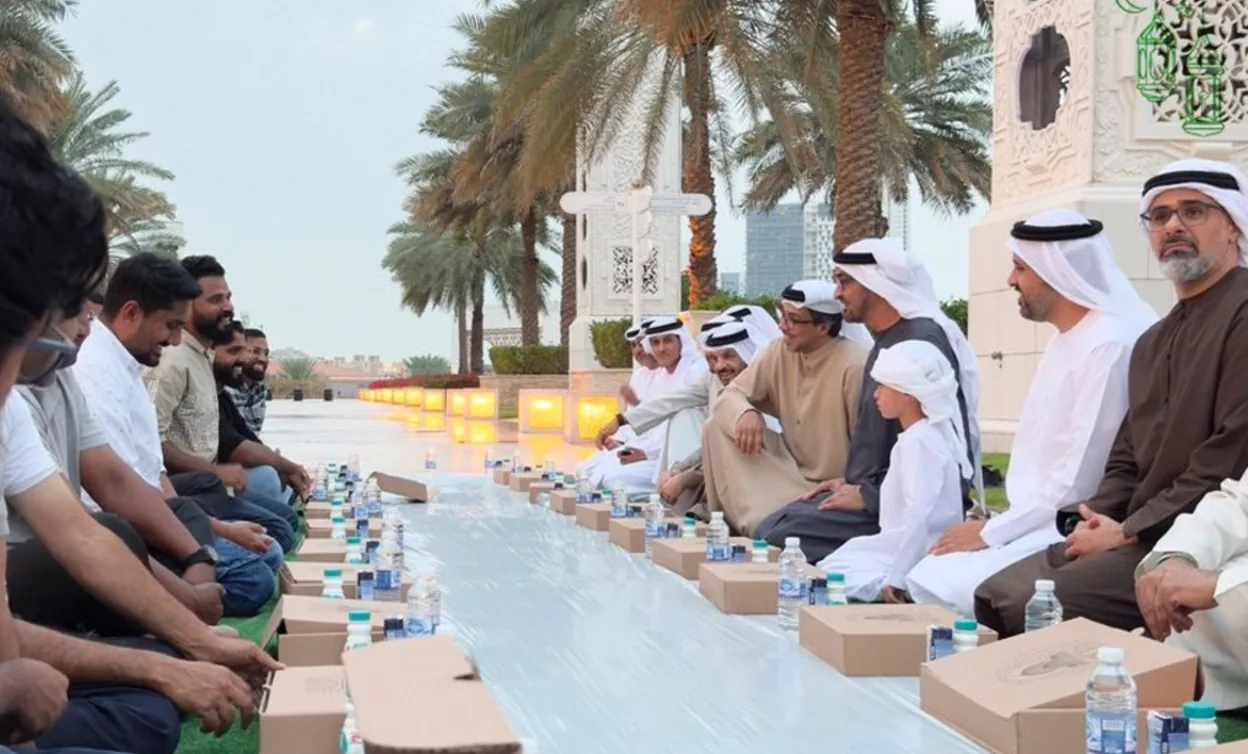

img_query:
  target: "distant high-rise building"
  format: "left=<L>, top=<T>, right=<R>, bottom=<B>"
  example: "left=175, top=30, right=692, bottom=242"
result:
left=719, top=271, right=742, bottom=295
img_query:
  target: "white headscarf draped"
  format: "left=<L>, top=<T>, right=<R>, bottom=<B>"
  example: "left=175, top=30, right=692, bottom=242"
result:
left=698, top=314, right=736, bottom=347
left=1009, top=209, right=1159, bottom=326
left=837, top=237, right=982, bottom=502
left=870, top=340, right=972, bottom=481
left=724, top=304, right=783, bottom=342
left=1140, top=158, right=1248, bottom=263
left=645, top=315, right=707, bottom=387
left=703, top=321, right=764, bottom=366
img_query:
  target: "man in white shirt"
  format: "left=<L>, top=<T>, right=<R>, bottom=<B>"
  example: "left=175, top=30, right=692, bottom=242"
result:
left=904, top=210, right=1157, bottom=615
left=0, top=101, right=271, bottom=754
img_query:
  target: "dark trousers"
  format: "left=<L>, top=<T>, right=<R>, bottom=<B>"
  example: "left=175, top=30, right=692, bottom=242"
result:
left=7, top=514, right=147, bottom=638
left=169, top=472, right=296, bottom=553
left=35, top=637, right=183, bottom=754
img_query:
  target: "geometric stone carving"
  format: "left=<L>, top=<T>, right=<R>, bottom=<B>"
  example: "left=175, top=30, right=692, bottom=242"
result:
left=610, top=245, right=660, bottom=296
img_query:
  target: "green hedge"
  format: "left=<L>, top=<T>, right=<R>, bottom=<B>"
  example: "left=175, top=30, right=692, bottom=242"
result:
left=692, top=292, right=778, bottom=317
left=488, top=345, right=569, bottom=375
left=589, top=318, right=634, bottom=369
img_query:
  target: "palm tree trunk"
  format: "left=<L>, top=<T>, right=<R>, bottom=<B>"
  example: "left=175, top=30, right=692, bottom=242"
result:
left=471, top=273, right=486, bottom=374
left=683, top=41, right=717, bottom=308
left=455, top=298, right=469, bottom=375
left=560, top=183, right=577, bottom=346
left=832, top=2, right=891, bottom=251
left=519, top=211, right=540, bottom=345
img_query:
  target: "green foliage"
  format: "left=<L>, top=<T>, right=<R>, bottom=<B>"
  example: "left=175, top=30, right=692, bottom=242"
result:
left=692, top=292, right=778, bottom=317
left=277, top=357, right=319, bottom=382
left=488, top=345, right=568, bottom=375
left=404, top=354, right=453, bottom=376
left=940, top=297, right=968, bottom=335
left=680, top=271, right=690, bottom=311
left=589, top=318, right=634, bottom=369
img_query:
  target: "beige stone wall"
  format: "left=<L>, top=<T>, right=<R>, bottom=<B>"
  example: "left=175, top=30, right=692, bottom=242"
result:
left=480, top=375, right=570, bottom=414
left=568, top=369, right=631, bottom=395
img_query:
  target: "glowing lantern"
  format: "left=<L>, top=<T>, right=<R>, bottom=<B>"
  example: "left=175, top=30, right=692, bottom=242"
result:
left=448, top=390, right=467, bottom=417
left=404, top=387, right=422, bottom=407
left=381, top=389, right=394, bottom=404
left=423, top=389, right=446, bottom=413
left=465, top=389, right=499, bottom=420
left=565, top=393, right=620, bottom=444
left=518, top=390, right=565, bottom=434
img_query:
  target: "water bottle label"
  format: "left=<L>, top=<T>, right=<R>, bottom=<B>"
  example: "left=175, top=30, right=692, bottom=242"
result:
left=778, top=577, right=805, bottom=599
left=376, top=570, right=393, bottom=590
left=809, top=585, right=827, bottom=606
left=1086, top=710, right=1136, bottom=754
left=407, top=618, right=434, bottom=637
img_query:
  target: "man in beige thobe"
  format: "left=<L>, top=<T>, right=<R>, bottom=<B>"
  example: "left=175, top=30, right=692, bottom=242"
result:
left=701, top=280, right=867, bottom=537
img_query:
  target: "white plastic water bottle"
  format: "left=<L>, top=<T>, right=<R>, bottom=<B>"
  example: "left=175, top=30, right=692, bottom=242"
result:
left=953, top=619, right=979, bottom=653
left=321, top=569, right=345, bottom=600
left=374, top=538, right=402, bottom=601
left=643, top=495, right=664, bottom=557
left=484, top=447, right=494, bottom=472
left=826, top=572, right=848, bottom=605
left=1086, top=646, right=1137, bottom=754
left=1185, top=701, right=1218, bottom=748
left=425, top=448, right=437, bottom=470
left=777, top=537, right=807, bottom=631
left=1023, top=578, right=1063, bottom=632
left=610, top=486, right=627, bottom=518
left=347, top=454, right=361, bottom=481
left=330, top=516, right=347, bottom=542
left=344, top=610, right=372, bottom=652
left=706, top=512, right=730, bottom=562
left=345, top=537, right=364, bottom=565
left=750, top=541, right=769, bottom=564
left=406, top=576, right=442, bottom=637
left=340, top=699, right=364, bottom=754
left=365, top=478, right=383, bottom=517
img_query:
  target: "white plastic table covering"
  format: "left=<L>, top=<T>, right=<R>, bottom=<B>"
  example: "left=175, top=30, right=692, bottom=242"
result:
left=388, top=473, right=989, bottom=754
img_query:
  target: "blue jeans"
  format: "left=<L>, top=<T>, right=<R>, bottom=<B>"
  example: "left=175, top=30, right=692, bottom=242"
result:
left=35, top=637, right=182, bottom=754
left=239, top=466, right=299, bottom=536
left=214, top=537, right=280, bottom=617
left=169, top=472, right=296, bottom=553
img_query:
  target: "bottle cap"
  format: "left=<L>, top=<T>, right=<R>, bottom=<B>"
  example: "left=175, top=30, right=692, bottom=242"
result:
left=1183, top=701, right=1217, bottom=720
left=731, top=544, right=746, bottom=555
left=323, top=569, right=343, bottom=578
left=346, top=537, right=360, bottom=545
left=954, top=619, right=978, bottom=632
left=826, top=572, right=846, bottom=583
left=357, top=572, right=374, bottom=582
left=1097, top=646, right=1125, bottom=664
left=331, top=516, right=345, bottom=524
left=347, top=610, right=372, bottom=623
left=785, top=536, right=800, bottom=547
left=752, top=541, right=769, bottom=550
left=383, top=617, right=404, bottom=632
left=1034, top=578, right=1055, bottom=592
left=810, top=577, right=827, bottom=587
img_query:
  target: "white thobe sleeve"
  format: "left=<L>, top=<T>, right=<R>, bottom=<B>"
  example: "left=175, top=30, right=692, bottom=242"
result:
left=624, top=375, right=712, bottom=435
left=886, top=439, right=956, bottom=589
left=981, top=341, right=1133, bottom=548
left=1141, top=471, right=1248, bottom=598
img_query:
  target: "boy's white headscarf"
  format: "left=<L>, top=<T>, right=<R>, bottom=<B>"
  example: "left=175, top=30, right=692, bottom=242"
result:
left=870, top=340, right=972, bottom=481
left=1140, top=158, right=1248, bottom=263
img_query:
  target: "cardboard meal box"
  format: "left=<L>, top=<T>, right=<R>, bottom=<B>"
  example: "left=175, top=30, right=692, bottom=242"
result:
left=492, top=468, right=511, bottom=486
left=698, top=561, right=822, bottom=615
left=549, top=490, right=578, bottom=515
left=799, top=604, right=998, bottom=677
left=1205, top=741, right=1248, bottom=752
left=262, top=595, right=400, bottom=667
left=574, top=503, right=613, bottom=532
left=305, top=501, right=333, bottom=520
left=280, top=561, right=411, bottom=601
left=306, top=518, right=385, bottom=540
left=653, top=536, right=773, bottom=579
left=259, top=665, right=346, bottom=754
left=343, top=636, right=522, bottom=753
left=369, top=472, right=433, bottom=503
left=919, top=618, right=1199, bottom=754
left=508, top=472, right=540, bottom=493
left=528, top=482, right=555, bottom=504
left=294, top=539, right=348, bottom=564
left=608, top=517, right=710, bottom=554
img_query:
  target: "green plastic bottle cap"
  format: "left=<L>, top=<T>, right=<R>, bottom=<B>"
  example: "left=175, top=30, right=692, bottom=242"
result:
left=346, top=537, right=360, bottom=544
left=1183, top=701, right=1217, bottom=720
left=826, top=572, right=846, bottom=583
left=751, top=541, right=769, bottom=549
left=347, top=610, right=371, bottom=622
left=954, top=619, right=978, bottom=632
left=323, top=569, right=343, bottom=578
left=331, top=516, right=345, bottom=523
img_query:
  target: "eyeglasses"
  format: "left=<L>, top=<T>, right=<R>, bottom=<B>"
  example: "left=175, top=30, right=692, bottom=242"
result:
left=19, top=326, right=78, bottom=385
left=781, top=314, right=815, bottom=327
left=1140, top=201, right=1226, bottom=231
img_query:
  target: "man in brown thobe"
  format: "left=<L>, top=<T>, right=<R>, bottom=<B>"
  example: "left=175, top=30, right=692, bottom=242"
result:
left=975, top=158, right=1248, bottom=637
left=701, top=280, right=867, bottom=537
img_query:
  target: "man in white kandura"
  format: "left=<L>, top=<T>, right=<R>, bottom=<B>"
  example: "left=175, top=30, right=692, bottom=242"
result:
left=576, top=316, right=707, bottom=495
left=905, top=209, right=1157, bottom=615
left=619, top=321, right=658, bottom=410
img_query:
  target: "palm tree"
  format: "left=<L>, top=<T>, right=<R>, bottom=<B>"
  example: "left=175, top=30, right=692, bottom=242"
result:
left=404, top=354, right=453, bottom=376
left=279, top=356, right=319, bottom=381
left=830, top=0, right=992, bottom=249
left=0, top=0, right=76, bottom=130
left=45, top=75, right=177, bottom=241
left=736, top=22, right=992, bottom=219
left=107, top=219, right=186, bottom=259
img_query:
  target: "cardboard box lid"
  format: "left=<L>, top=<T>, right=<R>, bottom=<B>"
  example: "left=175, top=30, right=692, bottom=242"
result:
left=343, top=639, right=520, bottom=753
left=805, top=604, right=990, bottom=636
left=369, top=472, right=433, bottom=502
left=262, top=665, right=347, bottom=716
left=262, top=596, right=402, bottom=645
left=922, top=618, right=1198, bottom=718
left=296, top=539, right=347, bottom=555
left=282, top=561, right=371, bottom=585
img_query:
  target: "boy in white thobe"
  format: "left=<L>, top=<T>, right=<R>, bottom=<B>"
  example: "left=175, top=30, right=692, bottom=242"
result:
left=817, top=340, right=969, bottom=603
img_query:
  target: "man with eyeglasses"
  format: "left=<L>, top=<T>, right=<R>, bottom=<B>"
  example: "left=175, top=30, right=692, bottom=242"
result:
left=0, top=98, right=275, bottom=754
left=699, top=281, right=867, bottom=537
left=976, top=158, right=1248, bottom=639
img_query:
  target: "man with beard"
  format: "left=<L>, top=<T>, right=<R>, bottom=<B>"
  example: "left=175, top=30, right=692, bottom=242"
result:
left=227, top=328, right=269, bottom=437
left=976, top=158, right=1248, bottom=637
left=753, top=250, right=977, bottom=563
left=144, top=256, right=307, bottom=529
left=76, top=254, right=296, bottom=553
left=700, top=281, right=867, bottom=538
left=905, top=210, right=1156, bottom=616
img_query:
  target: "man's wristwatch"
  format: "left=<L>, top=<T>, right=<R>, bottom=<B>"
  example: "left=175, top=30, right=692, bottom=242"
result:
left=180, top=545, right=220, bottom=570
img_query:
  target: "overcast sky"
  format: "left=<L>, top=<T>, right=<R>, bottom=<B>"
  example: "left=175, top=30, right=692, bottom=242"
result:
left=64, top=0, right=988, bottom=363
